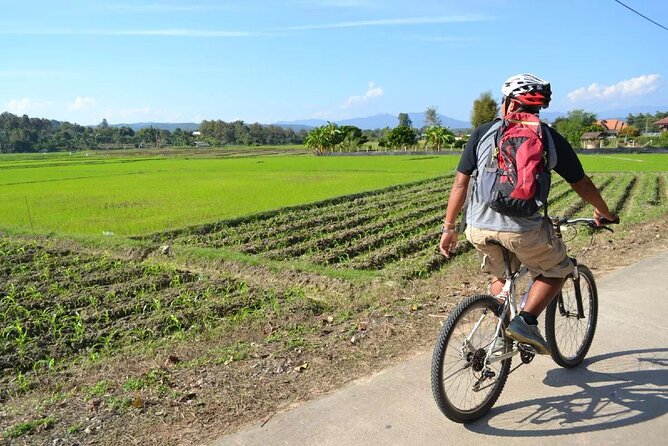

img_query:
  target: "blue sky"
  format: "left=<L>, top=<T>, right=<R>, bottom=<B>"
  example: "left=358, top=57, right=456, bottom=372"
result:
left=1, top=0, right=667, bottom=125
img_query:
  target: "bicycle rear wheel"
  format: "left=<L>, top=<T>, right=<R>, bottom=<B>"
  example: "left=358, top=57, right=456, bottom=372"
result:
left=431, top=295, right=511, bottom=423
left=545, top=264, right=598, bottom=368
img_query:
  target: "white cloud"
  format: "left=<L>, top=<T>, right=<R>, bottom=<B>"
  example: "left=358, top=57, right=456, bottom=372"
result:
left=0, top=15, right=489, bottom=38
left=0, top=29, right=257, bottom=38
left=5, top=97, right=54, bottom=115
left=68, top=96, right=97, bottom=111
left=343, top=82, right=384, bottom=108
left=281, top=14, right=491, bottom=31
left=567, top=74, right=661, bottom=102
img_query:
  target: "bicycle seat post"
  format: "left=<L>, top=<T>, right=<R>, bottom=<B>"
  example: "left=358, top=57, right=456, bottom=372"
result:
left=551, top=216, right=563, bottom=239
left=501, top=247, right=513, bottom=280
left=484, top=240, right=514, bottom=310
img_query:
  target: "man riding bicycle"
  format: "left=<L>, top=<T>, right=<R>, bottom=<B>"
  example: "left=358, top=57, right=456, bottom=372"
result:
left=439, top=73, right=618, bottom=355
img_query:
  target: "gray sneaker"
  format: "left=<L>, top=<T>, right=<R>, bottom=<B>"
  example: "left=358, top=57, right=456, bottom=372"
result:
left=505, top=315, right=550, bottom=355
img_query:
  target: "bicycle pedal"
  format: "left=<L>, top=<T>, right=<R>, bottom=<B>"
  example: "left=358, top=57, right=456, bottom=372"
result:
left=518, top=343, right=537, bottom=354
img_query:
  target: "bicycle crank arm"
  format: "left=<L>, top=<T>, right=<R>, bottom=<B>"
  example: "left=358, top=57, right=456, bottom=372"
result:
left=486, top=349, right=519, bottom=364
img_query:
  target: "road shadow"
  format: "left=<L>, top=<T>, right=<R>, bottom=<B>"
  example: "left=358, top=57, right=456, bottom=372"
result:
left=465, top=348, right=668, bottom=437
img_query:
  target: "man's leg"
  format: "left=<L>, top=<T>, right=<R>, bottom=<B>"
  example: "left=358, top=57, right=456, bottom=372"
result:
left=465, top=227, right=511, bottom=297
left=522, top=276, right=564, bottom=316
left=505, top=276, right=563, bottom=355
left=501, top=221, right=572, bottom=355
left=490, top=277, right=504, bottom=295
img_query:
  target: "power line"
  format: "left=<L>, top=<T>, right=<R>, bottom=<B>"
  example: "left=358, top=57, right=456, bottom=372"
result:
left=613, top=0, right=668, bottom=32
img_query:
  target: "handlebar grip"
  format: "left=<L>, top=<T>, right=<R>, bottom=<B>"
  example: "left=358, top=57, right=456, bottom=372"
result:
left=599, top=217, right=620, bottom=225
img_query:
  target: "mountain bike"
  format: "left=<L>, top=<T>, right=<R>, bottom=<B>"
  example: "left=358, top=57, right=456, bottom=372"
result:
left=430, top=216, right=618, bottom=423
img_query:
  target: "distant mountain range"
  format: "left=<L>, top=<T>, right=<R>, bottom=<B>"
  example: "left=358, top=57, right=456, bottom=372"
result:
left=276, top=112, right=471, bottom=130
left=110, top=105, right=667, bottom=132
left=109, top=113, right=471, bottom=132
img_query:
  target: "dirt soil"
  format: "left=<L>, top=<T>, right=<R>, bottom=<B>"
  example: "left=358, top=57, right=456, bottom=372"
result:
left=1, top=218, right=667, bottom=446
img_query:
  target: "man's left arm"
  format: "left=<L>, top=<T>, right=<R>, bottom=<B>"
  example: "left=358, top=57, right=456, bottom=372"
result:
left=439, top=172, right=470, bottom=258
left=550, top=128, right=617, bottom=225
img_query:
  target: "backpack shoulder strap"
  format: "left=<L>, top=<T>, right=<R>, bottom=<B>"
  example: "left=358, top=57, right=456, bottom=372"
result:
left=541, top=123, right=558, bottom=171
left=475, top=118, right=503, bottom=170
left=476, top=119, right=503, bottom=153
left=538, top=122, right=557, bottom=218
left=459, top=119, right=502, bottom=232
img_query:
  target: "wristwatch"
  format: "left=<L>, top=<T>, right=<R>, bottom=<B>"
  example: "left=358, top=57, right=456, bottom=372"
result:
left=440, top=223, right=457, bottom=234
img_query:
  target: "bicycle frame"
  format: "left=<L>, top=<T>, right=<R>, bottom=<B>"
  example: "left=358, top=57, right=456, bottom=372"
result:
left=462, top=255, right=531, bottom=365
left=484, top=266, right=529, bottom=365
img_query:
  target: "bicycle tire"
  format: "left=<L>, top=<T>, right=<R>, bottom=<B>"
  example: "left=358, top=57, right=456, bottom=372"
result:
left=431, top=294, right=512, bottom=423
left=545, top=264, right=598, bottom=368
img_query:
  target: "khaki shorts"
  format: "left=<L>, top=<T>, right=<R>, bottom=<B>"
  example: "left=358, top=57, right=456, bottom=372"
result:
left=466, top=221, right=574, bottom=280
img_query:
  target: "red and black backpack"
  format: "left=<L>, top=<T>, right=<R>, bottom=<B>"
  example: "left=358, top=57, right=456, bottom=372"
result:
left=477, top=112, right=555, bottom=218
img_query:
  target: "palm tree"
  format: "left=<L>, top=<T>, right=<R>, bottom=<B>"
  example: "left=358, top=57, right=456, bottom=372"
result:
left=424, top=126, right=455, bottom=151
left=304, top=122, right=341, bottom=155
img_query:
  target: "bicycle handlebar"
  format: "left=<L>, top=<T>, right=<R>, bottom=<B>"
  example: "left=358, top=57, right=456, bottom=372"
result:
left=556, top=216, right=620, bottom=232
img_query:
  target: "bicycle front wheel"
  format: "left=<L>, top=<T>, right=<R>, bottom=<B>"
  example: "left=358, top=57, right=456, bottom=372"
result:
left=431, top=295, right=511, bottom=423
left=545, top=264, right=598, bottom=368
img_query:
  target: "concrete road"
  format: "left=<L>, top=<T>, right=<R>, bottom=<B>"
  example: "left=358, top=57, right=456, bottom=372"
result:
left=214, top=251, right=668, bottom=446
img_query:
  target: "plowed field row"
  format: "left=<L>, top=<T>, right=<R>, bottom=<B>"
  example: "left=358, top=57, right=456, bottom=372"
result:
left=265, top=200, right=443, bottom=261
left=196, top=179, right=450, bottom=248
left=239, top=190, right=447, bottom=255
left=0, top=239, right=300, bottom=382
left=143, top=176, right=452, bottom=244
left=158, top=173, right=665, bottom=276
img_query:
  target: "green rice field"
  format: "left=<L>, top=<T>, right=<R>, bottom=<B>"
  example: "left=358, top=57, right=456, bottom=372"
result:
left=1, top=152, right=455, bottom=235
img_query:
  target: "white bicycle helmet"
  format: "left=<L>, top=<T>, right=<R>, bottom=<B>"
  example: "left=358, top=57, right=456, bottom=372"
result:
left=501, top=73, right=552, bottom=108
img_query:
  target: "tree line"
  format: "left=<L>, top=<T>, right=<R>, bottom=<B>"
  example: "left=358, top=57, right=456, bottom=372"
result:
left=0, top=113, right=199, bottom=153
left=0, top=108, right=459, bottom=154
left=198, top=120, right=307, bottom=146
left=0, top=113, right=312, bottom=153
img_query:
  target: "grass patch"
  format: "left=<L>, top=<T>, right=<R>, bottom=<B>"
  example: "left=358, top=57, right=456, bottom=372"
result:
left=579, top=153, right=668, bottom=172
left=3, top=416, right=56, bottom=439
left=84, top=380, right=113, bottom=399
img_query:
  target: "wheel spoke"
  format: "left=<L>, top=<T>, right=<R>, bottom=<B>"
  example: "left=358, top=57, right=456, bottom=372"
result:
left=432, top=295, right=512, bottom=421
left=545, top=267, right=598, bottom=367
